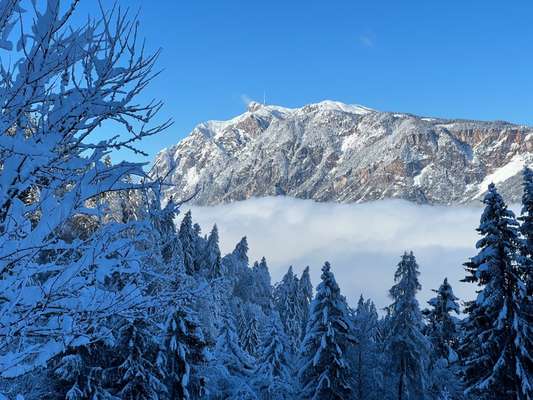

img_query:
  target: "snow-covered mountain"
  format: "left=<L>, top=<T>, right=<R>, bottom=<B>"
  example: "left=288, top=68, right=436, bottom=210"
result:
left=152, top=100, right=533, bottom=205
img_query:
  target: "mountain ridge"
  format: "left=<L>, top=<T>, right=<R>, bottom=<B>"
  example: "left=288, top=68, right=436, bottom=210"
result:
left=151, top=100, right=533, bottom=206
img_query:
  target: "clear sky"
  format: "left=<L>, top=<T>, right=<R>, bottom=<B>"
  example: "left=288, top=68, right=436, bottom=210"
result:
left=79, top=0, right=533, bottom=164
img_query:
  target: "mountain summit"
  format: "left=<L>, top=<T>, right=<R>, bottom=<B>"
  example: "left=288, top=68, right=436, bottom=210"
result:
left=152, top=100, right=532, bottom=205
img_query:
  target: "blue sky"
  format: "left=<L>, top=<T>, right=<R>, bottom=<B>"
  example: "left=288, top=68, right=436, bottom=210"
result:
left=78, top=0, right=533, bottom=164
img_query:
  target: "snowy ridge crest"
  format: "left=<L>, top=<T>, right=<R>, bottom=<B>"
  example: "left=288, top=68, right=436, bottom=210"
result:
left=152, top=100, right=533, bottom=205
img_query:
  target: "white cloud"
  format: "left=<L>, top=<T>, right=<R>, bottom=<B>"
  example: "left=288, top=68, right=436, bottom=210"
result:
left=358, top=34, right=375, bottom=48
left=187, top=197, right=498, bottom=312
left=240, top=94, right=253, bottom=106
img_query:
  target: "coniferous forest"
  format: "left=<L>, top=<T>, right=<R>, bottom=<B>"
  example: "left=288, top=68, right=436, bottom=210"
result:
left=0, top=2, right=531, bottom=399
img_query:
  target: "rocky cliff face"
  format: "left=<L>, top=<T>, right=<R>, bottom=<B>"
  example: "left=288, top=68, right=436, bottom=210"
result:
left=151, top=100, right=533, bottom=206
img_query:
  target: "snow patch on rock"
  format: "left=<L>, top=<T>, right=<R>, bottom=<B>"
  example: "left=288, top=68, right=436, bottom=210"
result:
left=476, top=155, right=529, bottom=197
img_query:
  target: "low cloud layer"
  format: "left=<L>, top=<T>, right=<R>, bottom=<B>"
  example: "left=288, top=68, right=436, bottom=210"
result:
left=188, top=197, right=493, bottom=311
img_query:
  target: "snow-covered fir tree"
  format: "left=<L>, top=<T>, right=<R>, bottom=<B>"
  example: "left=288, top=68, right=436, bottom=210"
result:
left=115, top=319, right=166, bottom=400
left=210, top=253, right=224, bottom=280
left=210, top=314, right=257, bottom=398
left=240, top=310, right=260, bottom=357
left=179, top=211, right=197, bottom=275
left=252, top=257, right=274, bottom=311
left=423, top=278, right=460, bottom=361
left=253, top=313, right=294, bottom=400
left=51, top=341, right=116, bottom=400
left=352, top=295, right=383, bottom=400
left=193, top=223, right=202, bottom=238
left=215, top=314, right=255, bottom=378
left=298, top=266, right=313, bottom=340
left=234, top=268, right=257, bottom=304
left=298, top=262, right=357, bottom=400
left=235, top=237, right=249, bottom=261
left=150, top=196, right=184, bottom=272
left=203, top=225, right=222, bottom=278
left=423, top=278, right=462, bottom=399
left=144, top=192, right=186, bottom=300
left=519, top=167, right=533, bottom=301
left=223, top=237, right=251, bottom=290
left=460, top=183, right=533, bottom=400
left=385, top=251, right=430, bottom=400
left=162, top=303, right=208, bottom=400
left=274, top=266, right=303, bottom=352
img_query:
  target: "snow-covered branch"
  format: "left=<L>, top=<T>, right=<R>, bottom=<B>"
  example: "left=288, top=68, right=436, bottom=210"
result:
left=0, top=0, right=170, bottom=377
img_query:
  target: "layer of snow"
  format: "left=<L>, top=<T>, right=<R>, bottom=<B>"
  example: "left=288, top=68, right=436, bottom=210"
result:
left=205, top=114, right=249, bottom=139
left=314, top=100, right=374, bottom=115
left=413, top=164, right=432, bottom=186
left=193, top=100, right=374, bottom=141
left=185, top=166, right=200, bottom=188
left=199, top=105, right=293, bottom=140
left=476, top=154, right=527, bottom=197
left=341, top=134, right=363, bottom=152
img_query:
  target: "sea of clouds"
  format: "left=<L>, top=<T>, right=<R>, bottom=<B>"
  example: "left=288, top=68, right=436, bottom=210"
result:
left=188, top=196, right=512, bottom=312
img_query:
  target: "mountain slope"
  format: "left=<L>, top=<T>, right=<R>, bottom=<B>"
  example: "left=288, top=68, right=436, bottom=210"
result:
left=151, top=100, right=533, bottom=205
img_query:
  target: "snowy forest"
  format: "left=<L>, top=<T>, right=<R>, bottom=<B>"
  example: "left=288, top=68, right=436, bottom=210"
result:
left=0, top=1, right=531, bottom=399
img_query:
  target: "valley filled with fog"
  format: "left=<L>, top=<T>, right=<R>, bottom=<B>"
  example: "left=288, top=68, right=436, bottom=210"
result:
left=190, top=197, right=505, bottom=309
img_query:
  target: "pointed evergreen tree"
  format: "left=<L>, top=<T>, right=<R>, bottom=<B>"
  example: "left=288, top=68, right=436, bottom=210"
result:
left=233, top=236, right=249, bottom=266
left=154, top=198, right=180, bottom=262
left=215, top=315, right=255, bottom=378
left=253, top=313, right=294, bottom=400
left=52, top=343, right=116, bottom=400
left=386, top=251, right=430, bottom=400
left=299, top=266, right=313, bottom=306
left=518, top=167, right=533, bottom=399
left=193, top=223, right=202, bottom=237
left=191, top=222, right=207, bottom=273
left=115, top=319, right=166, bottom=400
left=519, top=167, right=533, bottom=298
left=209, top=253, right=223, bottom=280
left=224, top=236, right=250, bottom=280
left=298, top=266, right=313, bottom=339
left=159, top=198, right=186, bottom=274
left=179, top=210, right=196, bottom=275
left=162, top=304, right=208, bottom=400
left=423, top=278, right=462, bottom=399
left=240, top=311, right=260, bottom=357
left=353, top=295, right=382, bottom=400
left=298, top=262, right=357, bottom=400
left=236, top=304, right=249, bottom=344
left=460, top=183, right=533, bottom=399
left=204, top=224, right=222, bottom=278
left=252, top=257, right=273, bottom=311
left=145, top=193, right=185, bottom=295
left=423, top=278, right=460, bottom=361
left=274, top=266, right=302, bottom=352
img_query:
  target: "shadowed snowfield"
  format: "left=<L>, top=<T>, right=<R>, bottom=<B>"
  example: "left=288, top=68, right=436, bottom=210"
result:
left=190, top=196, right=517, bottom=310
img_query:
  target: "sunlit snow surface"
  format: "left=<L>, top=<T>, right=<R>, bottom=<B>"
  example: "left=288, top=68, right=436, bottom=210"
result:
left=189, top=196, right=519, bottom=312
left=476, top=154, right=527, bottom=198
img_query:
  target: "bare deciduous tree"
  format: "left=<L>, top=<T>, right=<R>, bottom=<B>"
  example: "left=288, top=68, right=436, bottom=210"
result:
left=0, top=0, right=170, bottom=377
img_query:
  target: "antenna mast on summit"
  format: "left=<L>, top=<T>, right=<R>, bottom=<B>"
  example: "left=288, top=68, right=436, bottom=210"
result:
left=263, top=90, right=266, bottom=105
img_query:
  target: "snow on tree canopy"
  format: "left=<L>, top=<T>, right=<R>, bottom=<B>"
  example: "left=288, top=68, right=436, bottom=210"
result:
left=460, top=183, right=533, bottom=399
left=0, top=0, right=170, bottom=378
left=298, top=262, right=357, bottom=400
left=423, top=277, right=460, bottom=361
left=253, top=312, right=294, bottom=400
left=0, top=1, right=529, bottom=399
left=385, top=251, right=431, bottom=400
left=519, top=167, right=533, bottom=299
